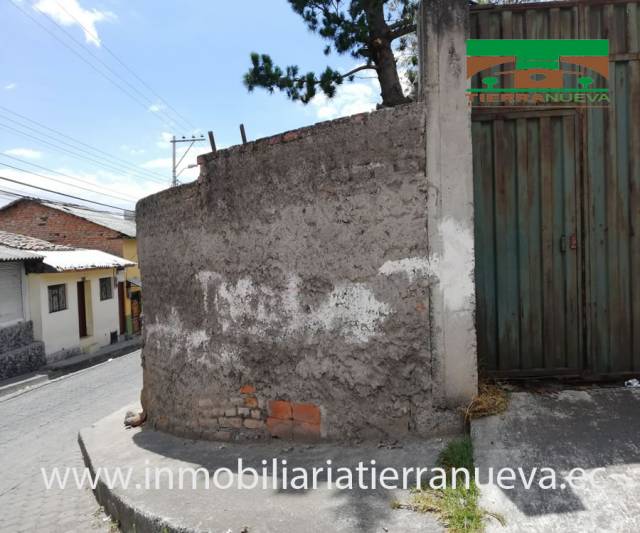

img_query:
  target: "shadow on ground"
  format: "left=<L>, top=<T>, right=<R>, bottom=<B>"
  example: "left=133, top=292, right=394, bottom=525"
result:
left=472, top=387, right=640, bottom=532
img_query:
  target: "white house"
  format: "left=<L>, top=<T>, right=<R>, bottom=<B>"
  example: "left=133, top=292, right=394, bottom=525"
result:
left=0, top=230, right=134, bottom=365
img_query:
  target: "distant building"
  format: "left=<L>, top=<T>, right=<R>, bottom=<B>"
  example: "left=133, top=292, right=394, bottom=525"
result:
left=0, top=198, right=142, bottom=336
left=0, top=230, right=134, bottom=373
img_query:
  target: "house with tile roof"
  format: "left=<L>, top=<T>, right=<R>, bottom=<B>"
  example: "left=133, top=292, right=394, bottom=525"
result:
left=0, top=230, right=134, bottom=375
left=0, top=198, right=142, bottom=336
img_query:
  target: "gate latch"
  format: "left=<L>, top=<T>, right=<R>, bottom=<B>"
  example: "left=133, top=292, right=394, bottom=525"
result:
left=560, top=234, right=578, bottom=253
left=569, top=233, right=578, bottom=250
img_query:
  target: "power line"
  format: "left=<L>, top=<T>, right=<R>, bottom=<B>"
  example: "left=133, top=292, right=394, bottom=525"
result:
left=0, top=113, right=167, bottom=183
left=4, top=0, right=186, bottom=132
left=0, top=121, right=168, bottom=185
left=36, top=2, right=193, bottom=132
left=0, top=153, right=136, bottom=201
left=0, top=187, right=127, bottom=216
left=52, top=0, right=196, bottom=132
left=0, top=175, right=128, bottom=211
left=0, top=105, right=169, bottom=181
left=0, top=160, right=135, bottom=205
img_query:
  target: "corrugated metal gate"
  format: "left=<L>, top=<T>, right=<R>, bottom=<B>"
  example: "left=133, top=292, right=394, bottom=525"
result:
left=471, top=0, right=640, bottom=377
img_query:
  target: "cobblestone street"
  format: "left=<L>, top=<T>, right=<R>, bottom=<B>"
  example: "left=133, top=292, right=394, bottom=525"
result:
left=0, top=352, right=142, bottom=532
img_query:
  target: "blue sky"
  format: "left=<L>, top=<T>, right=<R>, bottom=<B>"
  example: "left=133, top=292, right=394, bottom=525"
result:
left=0, top=0, right=382, bottom=211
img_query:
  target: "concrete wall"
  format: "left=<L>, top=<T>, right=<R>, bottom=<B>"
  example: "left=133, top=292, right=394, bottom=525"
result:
left=28, top=269, right=119, bottom=361
left=137, top=0, right=476, bottom=443
left=418, top=0, right=477, bottom=405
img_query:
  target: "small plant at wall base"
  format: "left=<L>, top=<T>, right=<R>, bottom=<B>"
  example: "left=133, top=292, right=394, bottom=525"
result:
left=243, top=0, right=418, bottom=107
left=394, top=436, right=505, bottom=532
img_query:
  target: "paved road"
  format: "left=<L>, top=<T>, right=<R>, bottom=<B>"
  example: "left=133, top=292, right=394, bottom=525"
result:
left=0, top=351, right=142, bottom=533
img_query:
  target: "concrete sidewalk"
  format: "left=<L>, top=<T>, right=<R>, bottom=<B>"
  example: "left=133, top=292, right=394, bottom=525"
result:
left=0, top=337, right=141, bottom=399
left=79, top=406, right=453, bottom=533
left=472, top=387, right=640, bottom=533
left=45, top=336, right=142, bottom=373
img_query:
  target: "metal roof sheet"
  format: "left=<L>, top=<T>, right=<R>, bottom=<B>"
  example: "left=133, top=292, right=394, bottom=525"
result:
left=41, top=202, right=136, bottom=238
left=40, top=249, right=136, bottom=272
left=0, top=245, right=44, bottom=262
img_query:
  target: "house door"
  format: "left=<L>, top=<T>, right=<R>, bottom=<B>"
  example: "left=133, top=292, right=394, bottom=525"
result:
left=118, top=282, right=126, bottom=335
left=131, top=295, right=141, bottom=334
left=473, top=110, right=583, bottom=377
left=77, top=281, right=88, bottom=338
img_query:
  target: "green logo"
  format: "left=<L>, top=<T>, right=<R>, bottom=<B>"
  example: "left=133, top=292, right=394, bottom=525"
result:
left=466, top=39, right=610, bottom=106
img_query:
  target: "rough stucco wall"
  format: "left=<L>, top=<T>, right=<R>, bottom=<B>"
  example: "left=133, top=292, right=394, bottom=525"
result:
left=138, top=103, right=461, bottom=442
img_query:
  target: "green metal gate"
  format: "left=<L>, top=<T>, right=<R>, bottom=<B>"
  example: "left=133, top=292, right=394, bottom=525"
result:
left=471, top=0, right=640, bottom=377
left=473, top=110, right=583, bottom=376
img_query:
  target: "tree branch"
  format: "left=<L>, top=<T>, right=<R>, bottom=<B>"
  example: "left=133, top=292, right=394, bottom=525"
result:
left=387, top=21, right=417, bottom=40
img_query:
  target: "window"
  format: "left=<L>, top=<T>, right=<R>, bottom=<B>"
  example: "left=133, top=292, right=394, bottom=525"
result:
left=100, top=277, right=113, bottom=301
left=48, top=284, right=67, bottom=313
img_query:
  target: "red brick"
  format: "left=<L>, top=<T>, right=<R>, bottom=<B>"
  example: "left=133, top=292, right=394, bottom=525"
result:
left=244, top=396, right=258, bottom=408
left=268, top=400, right=292, bottom=420
left=283, top=130, right=300, bottom=142
left=0, top=199, right=126, bottom=255
left=266, top=417, right=293, bottom=439
left=292, top=421, right=321, bottom=442
left=240, top=384, right=256, bottom=394
left=292, top=403, right=321, bottom=425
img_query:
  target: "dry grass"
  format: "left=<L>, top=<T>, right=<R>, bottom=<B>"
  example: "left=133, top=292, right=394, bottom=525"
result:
left=464, top=382, right=509, bottom=422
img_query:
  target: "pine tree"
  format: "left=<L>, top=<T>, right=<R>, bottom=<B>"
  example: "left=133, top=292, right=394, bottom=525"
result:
left=243, top=0, right=419, bottom=108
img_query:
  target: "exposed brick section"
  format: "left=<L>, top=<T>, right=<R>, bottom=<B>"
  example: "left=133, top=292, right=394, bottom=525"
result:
left=188, top=385, right=324, bottom=442
left=243, top=396, right=258, bottom=408
left=293, top=421, right=321, bottom=442
left=268, top=400, right=292, bottom=420
left=0, top=200, right=127, bottom=255
left=292, top=403, right=321, bottom=425
left=266, top=418, right=293, bottom=440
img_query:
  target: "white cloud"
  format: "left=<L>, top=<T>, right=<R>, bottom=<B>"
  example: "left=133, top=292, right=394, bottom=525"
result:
left=309, top=75, right=380, bottom=121
left=148, top=103, right=165, bottom=113
left=156, top=131, right=174, bottom=149
left=4, top=83, right=16, bottom=91
left=5, top=148, right=43, bottom=159
left=140, top=157, right=172, bottom=170
left=120, top=144, right=145, bottom=156
left=34, top=0, right=115, bottom=47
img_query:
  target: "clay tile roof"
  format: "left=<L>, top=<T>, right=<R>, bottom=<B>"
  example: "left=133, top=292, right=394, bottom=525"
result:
left=0, top=230, right=73, bottom=251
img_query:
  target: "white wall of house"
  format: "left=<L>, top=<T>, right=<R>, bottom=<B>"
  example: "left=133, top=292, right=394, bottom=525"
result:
left=28, top=268, right=119, bottom=360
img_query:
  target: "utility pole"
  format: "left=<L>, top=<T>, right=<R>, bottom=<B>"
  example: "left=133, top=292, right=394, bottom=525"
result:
left=170, top=135, right=206, bottom=187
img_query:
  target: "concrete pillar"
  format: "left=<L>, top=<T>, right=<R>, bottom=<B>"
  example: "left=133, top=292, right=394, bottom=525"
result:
left=418, top=0, right=478, bottom=406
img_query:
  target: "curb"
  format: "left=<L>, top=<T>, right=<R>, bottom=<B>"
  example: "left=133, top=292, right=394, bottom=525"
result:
left=0, top=373, right=50, bottom=398
left=78, top=410, right=184, bottom=533
left=45, top=339, right=142, bottom=375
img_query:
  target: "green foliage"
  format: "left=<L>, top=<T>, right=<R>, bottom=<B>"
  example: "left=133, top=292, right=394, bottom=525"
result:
left=405, top=436, right=505, bottom=532
left=243, top=0, right=419, bottom=106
